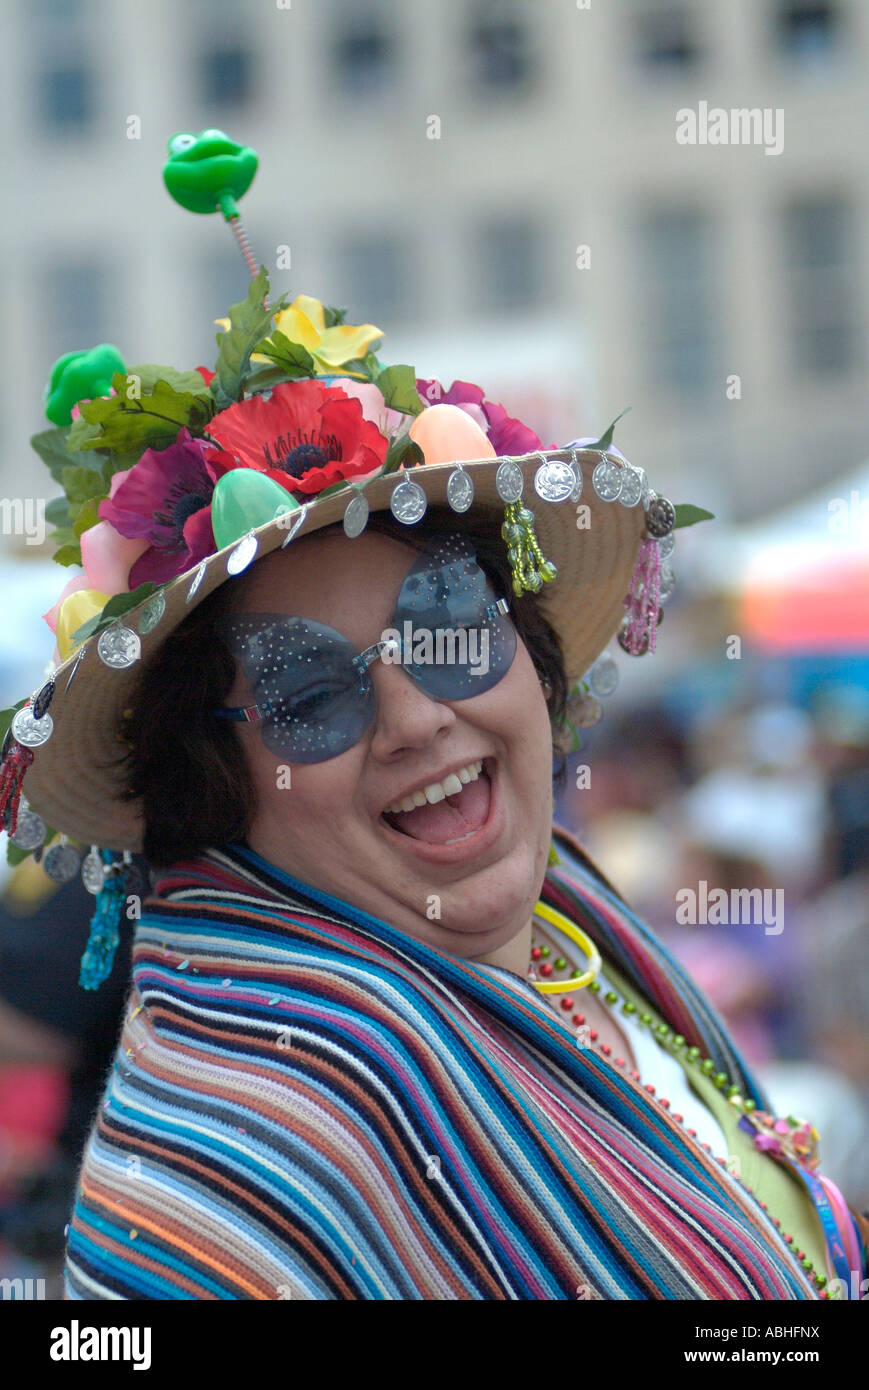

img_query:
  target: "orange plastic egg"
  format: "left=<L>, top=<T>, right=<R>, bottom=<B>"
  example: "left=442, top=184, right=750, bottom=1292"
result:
left=408, top=403, right=495, bottom=465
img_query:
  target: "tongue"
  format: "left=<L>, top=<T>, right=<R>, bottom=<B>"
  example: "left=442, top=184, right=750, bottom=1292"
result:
left=386, top=772, right=491, bottom=844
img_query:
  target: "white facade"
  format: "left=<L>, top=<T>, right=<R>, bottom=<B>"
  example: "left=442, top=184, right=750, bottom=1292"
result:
left=1, top=0, right=867, bottom=551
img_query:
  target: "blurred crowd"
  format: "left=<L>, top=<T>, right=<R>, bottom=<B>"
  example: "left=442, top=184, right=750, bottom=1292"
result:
left=557, top=679, right=869, bottom=1214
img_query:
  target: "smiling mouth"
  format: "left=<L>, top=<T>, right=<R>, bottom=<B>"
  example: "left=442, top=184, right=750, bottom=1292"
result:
left=380, top=761, right=494, bottom=845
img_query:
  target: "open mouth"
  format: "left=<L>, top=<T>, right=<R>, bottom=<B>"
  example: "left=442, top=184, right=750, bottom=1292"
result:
left=380, top=759, right=495, bottom=846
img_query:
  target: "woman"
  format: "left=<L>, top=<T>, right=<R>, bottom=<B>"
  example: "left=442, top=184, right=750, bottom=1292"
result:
left=3, top=273, right=865, bottom=1300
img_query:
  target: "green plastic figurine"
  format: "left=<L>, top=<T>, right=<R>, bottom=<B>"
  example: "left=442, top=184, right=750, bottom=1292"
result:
left=162, top=129, right=258, bottom=220
left=45, top=344, right=127, bottom=426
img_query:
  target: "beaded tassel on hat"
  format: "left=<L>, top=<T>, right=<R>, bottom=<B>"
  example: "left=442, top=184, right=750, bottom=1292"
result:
left=501, top=504, right=557, bottom=596
left=0, top=742, right=35, bottom=835
left=620, top=536, right=662, bottom=655
left=79, top=850, right=125, bottom=990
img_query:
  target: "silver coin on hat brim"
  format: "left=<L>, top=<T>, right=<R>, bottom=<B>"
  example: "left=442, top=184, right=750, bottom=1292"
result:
left=9, top=808, right=47, bottom=851
left=280, top=502, right=310, bottom=547
left=446, top=466, right=474, bottom=513
left=186, top=559, right=208, bottom=603
left=97, top=624, right=142, bottom=669
left=43, top=842, right=83, bottom=883
left=137, top=590, right=166, bottom=634
left=588, top=651, right=619, bottom=697
left=534, top=459, right=576, bottom=504
left=658, top=531, right=676, bottom=560
left=227, top=531, right=259, bottom=575
left=390, top=478, right=427, bottom=524
left=495, top=460, right=523, bottom=504
left=343, top=492, right=370, bottom=538
left=11, top=706, right=54, bottom=747
left=81, top=850, right=106, bottom=895
left=592, top=458, right=622, bottom=503
left=618, top=465, right=644, bottom=509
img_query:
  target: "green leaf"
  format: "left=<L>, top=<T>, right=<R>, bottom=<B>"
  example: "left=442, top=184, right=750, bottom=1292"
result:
left=49, top=523, right=78, bottom=545
left=53, top=543, right=83, bottom=567
left=70, top=582, right=157, bottom=645
left=212, top=267, right=282, bottom=410
left=586, top=407, right=631, bottom=454
left=77, top=377, right=214, bottom=455
left=66, top=414, right=105, bottom=453
left=376, top=364, right=424, bottom=416
left=361, top=350, right=383, bottom=377
left=243, top=363, right=298, bottom=394
left=322, top=305, right=348, bottom=327
left=123, top=364, right=213, bottom=396
left=255, top=329, right=316, bottom=379
left=72, top=497, right=103, bottom=538
left=30, top=427, right=75, bottom=486
left=383, top=433, right=424, bottom=474
left=308, top=480, right=351, bottom=501
left=45, top=495, right=71, bottom=526
left=61, top=464, right=107, bottom=504
left=0, top=700, right=28, bottom=743
left=673, top=503, right=715, bottom=529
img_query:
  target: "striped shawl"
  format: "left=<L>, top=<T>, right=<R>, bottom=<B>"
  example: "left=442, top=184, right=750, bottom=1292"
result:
left=65, top=824, right=820, bottom=1300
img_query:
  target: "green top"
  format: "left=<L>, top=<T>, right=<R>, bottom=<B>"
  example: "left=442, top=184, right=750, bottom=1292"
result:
left=599, top=955, right=828, bottom=1280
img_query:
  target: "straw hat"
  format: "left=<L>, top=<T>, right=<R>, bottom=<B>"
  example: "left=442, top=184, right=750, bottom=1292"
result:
left=17, top=447, right=660, bottom=851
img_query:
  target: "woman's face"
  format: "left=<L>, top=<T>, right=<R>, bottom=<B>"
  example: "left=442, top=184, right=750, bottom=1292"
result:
left=225, top=529, right=554, bottom=963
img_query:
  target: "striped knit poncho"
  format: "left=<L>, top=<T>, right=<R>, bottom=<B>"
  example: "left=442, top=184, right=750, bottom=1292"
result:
left=65, top=824, right=822, bottom=1300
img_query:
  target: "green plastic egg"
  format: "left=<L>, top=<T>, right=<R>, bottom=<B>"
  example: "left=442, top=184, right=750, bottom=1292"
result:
left=211, top=469, right=299, bottom=549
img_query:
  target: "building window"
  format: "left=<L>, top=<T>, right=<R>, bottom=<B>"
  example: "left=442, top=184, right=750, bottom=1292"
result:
left=43, top=260, right=110, bottom=352
left=332, top=233, right=410, bottom=325
left=35, top=64, right=95, bottom=133
left=467, top=3, right=537, bottom=92
left=632, top=5, right=700, bottom=69
left=774, top=2, right=843, bottom=61
left=782, top=196, right=860, bottom=376
left=472, top=216, right=544, bottom=314
left=638, top=207, right=717, bottom=396
left=197, top=46, right=256, bottom=110
left=330, top=4, right=397, bottom=97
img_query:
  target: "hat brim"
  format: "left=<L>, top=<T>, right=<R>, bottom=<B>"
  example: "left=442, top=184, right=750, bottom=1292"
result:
left=23, top=449, right=647, bottom=850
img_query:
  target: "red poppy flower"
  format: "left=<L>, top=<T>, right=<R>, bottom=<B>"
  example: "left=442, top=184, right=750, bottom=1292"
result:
left=205, top=379, right=389, bottom=495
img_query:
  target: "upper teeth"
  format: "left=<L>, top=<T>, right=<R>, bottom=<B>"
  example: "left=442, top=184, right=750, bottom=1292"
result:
left=385, top=760, right=484, bottom=815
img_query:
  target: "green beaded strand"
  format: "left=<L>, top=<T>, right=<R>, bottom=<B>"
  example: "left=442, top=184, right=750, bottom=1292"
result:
left=501, top=502, right=557, bottom=595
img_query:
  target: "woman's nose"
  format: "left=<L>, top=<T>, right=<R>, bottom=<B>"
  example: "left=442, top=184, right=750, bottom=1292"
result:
left=367, top=654, right=455, bottom=753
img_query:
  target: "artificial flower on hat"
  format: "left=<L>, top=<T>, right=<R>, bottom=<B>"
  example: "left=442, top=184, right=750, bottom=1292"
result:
left=204, top=379, right=390, bottom=495
left=217, top=293, right=384, bottom=379
left=97, top=428, right=235, bottom=586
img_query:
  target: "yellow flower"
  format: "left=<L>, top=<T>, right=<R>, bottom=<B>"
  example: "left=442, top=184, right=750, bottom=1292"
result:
left=56, top=588, right=111, bottom=663
left=216, top=294, right=383, bottom=379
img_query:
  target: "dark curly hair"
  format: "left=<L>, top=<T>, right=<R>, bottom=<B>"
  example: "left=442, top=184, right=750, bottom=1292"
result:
left=118, top=505, right=571, bottom=867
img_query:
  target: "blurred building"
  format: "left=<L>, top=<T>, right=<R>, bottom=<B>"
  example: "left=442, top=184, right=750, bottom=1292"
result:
left=1, top=0, right=868, bottom=549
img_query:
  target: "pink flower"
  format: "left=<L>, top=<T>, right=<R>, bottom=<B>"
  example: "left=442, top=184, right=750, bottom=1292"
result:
left=417, top=377, right=546, bottom=454
left=98, top=428, right=231, bottom=586
left=328, top=379, right=405, bottom=439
